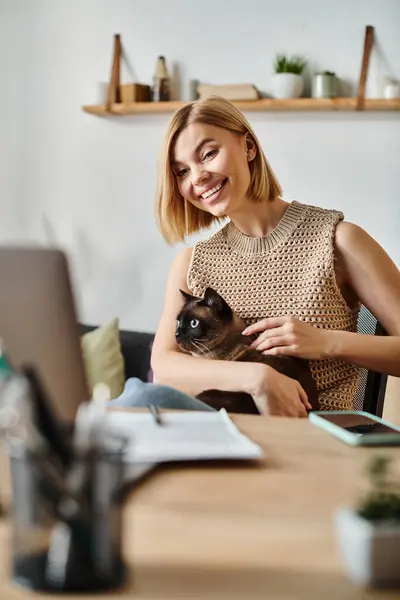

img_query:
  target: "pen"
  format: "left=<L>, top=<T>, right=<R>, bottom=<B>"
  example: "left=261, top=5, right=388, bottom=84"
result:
left=148, top=404, right=162, bottom=426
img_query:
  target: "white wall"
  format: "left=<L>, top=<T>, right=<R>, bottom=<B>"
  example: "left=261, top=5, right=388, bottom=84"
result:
left=1, top=0, right=399, bottom=331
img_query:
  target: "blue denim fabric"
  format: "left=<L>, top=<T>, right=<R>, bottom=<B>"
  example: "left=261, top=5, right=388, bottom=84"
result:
left=108, top=378, right=215, bottom=412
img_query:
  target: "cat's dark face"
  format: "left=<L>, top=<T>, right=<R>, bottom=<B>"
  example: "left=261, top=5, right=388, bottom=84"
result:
left=175, top=288, right=234, bottom=355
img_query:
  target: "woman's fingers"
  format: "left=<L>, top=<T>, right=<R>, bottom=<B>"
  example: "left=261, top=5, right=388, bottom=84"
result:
left=242, top=317, right=287, bottom=336
left=297, top=383, right=311, bottom=411
left=253, top=336, right=286, bottom=352
left=262, top=345, right=296, bottom=357
left=250, top=328, right=282, bottom=349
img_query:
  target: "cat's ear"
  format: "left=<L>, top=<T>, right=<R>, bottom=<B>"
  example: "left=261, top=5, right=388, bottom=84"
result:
left=203, top=287, right=232, bottom=318
left=179, top=289, right=194, bottom=303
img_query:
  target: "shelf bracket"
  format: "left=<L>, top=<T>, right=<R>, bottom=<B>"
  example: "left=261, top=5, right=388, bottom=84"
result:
left=357, top=25, right=374, bottom=111
left=106, top=34, right=121, bottom=112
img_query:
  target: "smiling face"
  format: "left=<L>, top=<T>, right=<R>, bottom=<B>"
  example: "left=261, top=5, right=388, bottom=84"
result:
left=172, top=123, right=256, bottom=218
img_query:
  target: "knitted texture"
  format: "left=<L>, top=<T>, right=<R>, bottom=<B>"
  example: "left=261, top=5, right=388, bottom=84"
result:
left=188, top=201, right=361, bottom=410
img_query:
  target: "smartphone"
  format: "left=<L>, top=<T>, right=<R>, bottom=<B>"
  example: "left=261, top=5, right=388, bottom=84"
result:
left=309, top=411, right=400, bottom=446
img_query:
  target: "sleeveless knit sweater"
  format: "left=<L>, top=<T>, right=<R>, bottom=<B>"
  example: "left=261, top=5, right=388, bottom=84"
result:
left=187, top=200, right=361, bottom=411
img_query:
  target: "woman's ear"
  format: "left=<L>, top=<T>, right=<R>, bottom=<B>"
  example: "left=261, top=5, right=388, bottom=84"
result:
left=245, top=135, right=257, bottom=162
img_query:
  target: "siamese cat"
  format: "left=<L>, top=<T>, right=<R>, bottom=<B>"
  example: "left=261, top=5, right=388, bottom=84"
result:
left=175, top=287, right=319, bottom=414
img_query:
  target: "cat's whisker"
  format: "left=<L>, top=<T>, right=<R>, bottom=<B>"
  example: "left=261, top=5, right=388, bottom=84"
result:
left=193, top=339, right=209, bottom=353
left=191, top=340, right=207, bottom=355
left=207, top=333, right=227, bottom=351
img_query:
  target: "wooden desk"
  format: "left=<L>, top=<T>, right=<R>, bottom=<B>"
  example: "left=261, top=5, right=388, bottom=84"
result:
left=1, top=414, right=400, bottom=599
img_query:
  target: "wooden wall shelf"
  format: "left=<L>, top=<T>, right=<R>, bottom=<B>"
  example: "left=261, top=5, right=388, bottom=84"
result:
left=83, top=98, right=400, bottom=116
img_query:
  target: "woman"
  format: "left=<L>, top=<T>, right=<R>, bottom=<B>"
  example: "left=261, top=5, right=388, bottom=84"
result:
left=114, top=96, right=400, bottom=417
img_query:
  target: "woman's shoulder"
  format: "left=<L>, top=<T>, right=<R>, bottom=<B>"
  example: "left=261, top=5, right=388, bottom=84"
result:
left=289, top=201, right=345, bottom=238
left=190, top=222, right=230, bottom=252
left=169, top=227, right=230, bottom=287
left=299, top=200, right=344, bottom=223
left=171, top=246, right=194, bottom=270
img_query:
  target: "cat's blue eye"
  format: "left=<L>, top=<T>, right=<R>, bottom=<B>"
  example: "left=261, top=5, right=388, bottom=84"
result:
left=190, top=319, right=199, bottom=328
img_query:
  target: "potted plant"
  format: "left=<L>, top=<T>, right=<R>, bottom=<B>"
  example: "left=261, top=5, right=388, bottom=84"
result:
left=335, top=455, right=400, bottom=588
left=271, top=54, right=306, bottom=99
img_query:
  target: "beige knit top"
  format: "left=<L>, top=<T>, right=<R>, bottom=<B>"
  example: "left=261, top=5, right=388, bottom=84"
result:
left=187, top=200, right=361, bottom=410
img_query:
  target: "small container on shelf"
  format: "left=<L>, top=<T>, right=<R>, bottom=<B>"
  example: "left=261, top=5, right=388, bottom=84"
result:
left=312, top=71, right=338, bottom=98
left=119, top=83, right=151, bottom=103
left=382, top=76, right=400, bottom=99
left=152, top=56, right=171, bottom=102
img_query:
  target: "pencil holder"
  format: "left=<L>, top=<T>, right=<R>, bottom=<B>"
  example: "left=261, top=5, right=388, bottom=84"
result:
left=9, top=444, right=126, bottom=593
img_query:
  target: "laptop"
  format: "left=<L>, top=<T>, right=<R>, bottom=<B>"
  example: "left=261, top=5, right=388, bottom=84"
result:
left=0, top=247, right=89, bottom=423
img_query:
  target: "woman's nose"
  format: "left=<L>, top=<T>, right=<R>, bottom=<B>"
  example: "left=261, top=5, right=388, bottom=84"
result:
left=191, top=166, right=210, bottom=187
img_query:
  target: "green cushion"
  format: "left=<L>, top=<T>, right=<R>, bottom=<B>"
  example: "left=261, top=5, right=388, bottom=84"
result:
left=81, top=318, right=125, bottom=399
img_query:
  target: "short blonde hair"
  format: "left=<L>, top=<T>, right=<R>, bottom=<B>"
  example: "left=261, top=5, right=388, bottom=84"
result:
left=155, top=96, right=282, bottom=245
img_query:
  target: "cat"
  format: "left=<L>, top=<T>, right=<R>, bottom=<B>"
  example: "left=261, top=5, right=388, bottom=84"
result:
left=175, top=287, right=319, bottom=414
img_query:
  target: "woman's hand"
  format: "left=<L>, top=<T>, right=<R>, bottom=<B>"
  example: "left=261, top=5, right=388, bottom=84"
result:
left=248, top=364, right=312, bottom=417
left=242, top=316, right=331, bottom=360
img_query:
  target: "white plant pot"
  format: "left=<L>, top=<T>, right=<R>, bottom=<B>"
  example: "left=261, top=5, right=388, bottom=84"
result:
left=335, top=507, right=400, bottom=588
left=271, top=73, right=304, bottom=99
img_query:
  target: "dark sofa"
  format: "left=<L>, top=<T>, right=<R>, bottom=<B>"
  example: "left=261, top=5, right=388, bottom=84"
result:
left=80, top=325, right=155, bottom=383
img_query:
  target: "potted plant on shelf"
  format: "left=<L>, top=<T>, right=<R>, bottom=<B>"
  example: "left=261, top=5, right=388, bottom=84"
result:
left=335, top=455, right=400, bottom=588
left=271, top=54, right=306, bottom=99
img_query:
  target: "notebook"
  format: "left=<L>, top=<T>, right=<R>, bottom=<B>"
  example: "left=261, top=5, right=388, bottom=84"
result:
left=106, top=409, right=264, bottom=464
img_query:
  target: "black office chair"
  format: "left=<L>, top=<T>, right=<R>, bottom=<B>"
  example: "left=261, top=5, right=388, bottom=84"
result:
left=353, top=305, right=388, bottom=416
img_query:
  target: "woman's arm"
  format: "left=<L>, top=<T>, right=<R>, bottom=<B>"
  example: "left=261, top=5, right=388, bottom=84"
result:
left=324, top=221, right=400, bottom=375
left=244, top=222, right=400, bottom=377
left=151, top=248, right=311, bottom=416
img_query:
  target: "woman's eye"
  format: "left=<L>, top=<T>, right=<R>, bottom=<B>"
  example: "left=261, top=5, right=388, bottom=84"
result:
left=203, top=149, right=216, bottom=161
left=190, top=319, right=199, bottom=328
left=175, top=320, right=180, bottom=331
left=176, top=168, right=188, bottom=178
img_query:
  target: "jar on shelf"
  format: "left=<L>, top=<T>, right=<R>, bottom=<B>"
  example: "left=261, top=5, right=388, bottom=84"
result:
left=312, top=71, right=338, bottom=98
left=382, top=76, right=400, bottom=99
left=152, top=56, right=171, bottom=102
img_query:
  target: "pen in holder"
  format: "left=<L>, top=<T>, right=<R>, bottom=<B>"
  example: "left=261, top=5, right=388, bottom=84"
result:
left=9, top=443, right=126, bottom=593
left=0, top=365, right=129, bottom=593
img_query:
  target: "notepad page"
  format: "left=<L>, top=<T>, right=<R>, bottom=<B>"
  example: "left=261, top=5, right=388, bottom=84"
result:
left=105, top=409, right=264, bottom=463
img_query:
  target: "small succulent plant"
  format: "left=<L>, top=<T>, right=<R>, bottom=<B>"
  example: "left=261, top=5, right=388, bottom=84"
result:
left=356, top=455, right=400, bottom=522
left=274, top=54, right=306, bottom=75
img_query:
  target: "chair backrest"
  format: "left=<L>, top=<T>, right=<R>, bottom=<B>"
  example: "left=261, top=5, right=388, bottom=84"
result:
left=353, top=305, right=387, bottom=416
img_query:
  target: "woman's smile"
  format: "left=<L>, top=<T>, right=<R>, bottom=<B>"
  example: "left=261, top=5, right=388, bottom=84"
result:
left=198, top=178, right=228, bottom=204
